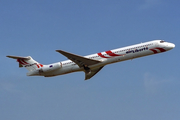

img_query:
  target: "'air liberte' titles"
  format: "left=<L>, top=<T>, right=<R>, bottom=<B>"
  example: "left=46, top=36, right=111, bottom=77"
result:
left=126, top=47, right=148, bottom=54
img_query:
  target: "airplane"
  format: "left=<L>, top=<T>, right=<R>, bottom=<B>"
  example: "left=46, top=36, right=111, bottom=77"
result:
left=7, top=40, right=175, bottom=80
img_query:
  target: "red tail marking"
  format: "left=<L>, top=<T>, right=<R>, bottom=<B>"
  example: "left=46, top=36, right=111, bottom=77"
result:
left=17, top=59, right=26, bottom=65
left=21, top=59, right=29, bottom=64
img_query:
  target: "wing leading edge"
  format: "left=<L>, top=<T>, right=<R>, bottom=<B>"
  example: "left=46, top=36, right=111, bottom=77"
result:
left=56, top=50, right=103, bottom=80
left=56, top=50, right=101, bottom=67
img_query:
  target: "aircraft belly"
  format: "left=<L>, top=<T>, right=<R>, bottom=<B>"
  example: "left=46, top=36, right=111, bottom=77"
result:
left=57, top=66, right=81, bottom=75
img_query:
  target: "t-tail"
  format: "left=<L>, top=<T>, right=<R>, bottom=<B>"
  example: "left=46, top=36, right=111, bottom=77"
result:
left=6, top=55, right=43, bottom=71
left=6, top=55, right=62, bottom=77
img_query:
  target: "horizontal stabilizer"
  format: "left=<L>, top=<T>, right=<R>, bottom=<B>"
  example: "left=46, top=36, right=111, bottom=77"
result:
left=6, top=55, right=30, bottom=60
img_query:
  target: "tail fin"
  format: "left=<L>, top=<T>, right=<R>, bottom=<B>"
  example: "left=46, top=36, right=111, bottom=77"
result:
left=6, top=55, right=43, bottom=71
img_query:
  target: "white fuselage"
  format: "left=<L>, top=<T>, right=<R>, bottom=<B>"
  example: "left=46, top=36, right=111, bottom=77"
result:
left=28, top=40, right=175, bottom=77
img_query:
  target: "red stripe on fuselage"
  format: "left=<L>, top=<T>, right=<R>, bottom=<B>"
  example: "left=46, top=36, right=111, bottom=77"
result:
left=149, top=49, right=158, bottom=54
left=36, top=64, right=40, bottom=68
left=155, top=47, right=166, bottom=52
left=98, top=51, right=125, bottom=58
left=150, top=47, right=166, bottom=54
left=39, top=64, right=43, bottom=67
left=105, top=50, right=120, bottom=56
left=97, top=53, right=111, bottom=58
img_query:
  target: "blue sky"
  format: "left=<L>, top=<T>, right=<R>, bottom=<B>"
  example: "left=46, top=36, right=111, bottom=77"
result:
left=0, top=0, right=180, bottom=120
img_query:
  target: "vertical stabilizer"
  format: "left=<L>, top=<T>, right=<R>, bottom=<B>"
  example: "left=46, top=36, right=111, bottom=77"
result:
left=6, top=56, right=43, bottom=71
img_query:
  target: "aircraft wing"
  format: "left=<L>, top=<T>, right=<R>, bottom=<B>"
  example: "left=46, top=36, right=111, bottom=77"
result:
left=85, top=66, right=104, bottom=80
left=56, top=50, right=101, bottom=67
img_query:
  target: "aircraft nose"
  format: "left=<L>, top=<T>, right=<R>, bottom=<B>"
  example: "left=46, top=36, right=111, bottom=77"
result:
left=169, top=43, right=175, bottom=48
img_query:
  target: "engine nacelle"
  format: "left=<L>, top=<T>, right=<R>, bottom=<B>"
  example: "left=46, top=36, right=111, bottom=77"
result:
left=41, top=62, right=62, bottom=73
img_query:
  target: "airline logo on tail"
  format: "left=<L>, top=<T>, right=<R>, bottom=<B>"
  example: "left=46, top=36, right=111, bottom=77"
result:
left=17, top=59, right=43, bottom=68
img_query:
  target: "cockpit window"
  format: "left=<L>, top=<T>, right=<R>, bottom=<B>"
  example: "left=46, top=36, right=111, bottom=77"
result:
left=160, top=40, right=165, bottom=43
